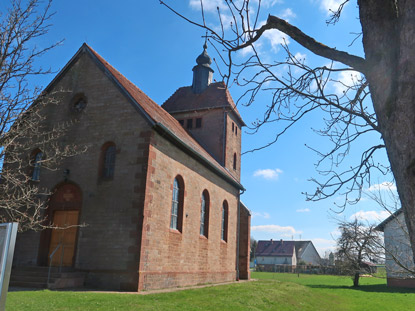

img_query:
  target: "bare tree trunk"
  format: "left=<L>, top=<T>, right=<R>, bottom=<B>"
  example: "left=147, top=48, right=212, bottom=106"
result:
left=353, top=272, right=360, bottom=287
left=358, top=0, right=415, bottom=263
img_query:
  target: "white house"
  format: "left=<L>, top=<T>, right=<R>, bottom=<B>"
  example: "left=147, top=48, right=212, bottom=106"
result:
left=376, top=209, right=415, bottom=288
left=294, top=241, right=321, bottom=265
left=256, top=240, right=297, bottom=266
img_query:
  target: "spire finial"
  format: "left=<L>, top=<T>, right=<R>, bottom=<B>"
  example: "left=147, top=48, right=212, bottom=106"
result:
left=192, top=40, right=214, bottom=94
left=203, top=31, right=208, bottom=49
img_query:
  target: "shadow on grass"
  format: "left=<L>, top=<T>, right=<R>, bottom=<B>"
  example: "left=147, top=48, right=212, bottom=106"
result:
left=307, top=284, right=415, bottom=294
left=8, top=287, right=45, bottom=292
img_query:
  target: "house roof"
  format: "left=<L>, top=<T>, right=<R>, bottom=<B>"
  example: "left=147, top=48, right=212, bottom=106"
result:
left=256, top=240, right=295, bottom=257
left=44, top=43, right=244, bottom=191
left=375, top=209, right=403, bottom=232
left=162, top=82, right=246, bottom=126
left=294, top=241, right=310, bottom=259
left=293, top=241, right=321, bottom=261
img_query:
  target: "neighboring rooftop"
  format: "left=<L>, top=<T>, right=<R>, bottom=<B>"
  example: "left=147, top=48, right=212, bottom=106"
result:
left=375, top=209, right=403, bottom=232
left=256, top=240, right=295, bottom=257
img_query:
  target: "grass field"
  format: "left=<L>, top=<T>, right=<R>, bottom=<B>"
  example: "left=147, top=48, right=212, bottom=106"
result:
left=6, top=272, right=415, bottom=310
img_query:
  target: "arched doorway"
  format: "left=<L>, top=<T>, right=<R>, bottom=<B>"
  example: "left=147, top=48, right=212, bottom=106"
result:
left=38, top=183, right=82, bottom=267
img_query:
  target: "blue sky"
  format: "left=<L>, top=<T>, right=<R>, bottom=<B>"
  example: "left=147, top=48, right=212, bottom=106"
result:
left=21, top=0, right=395, bottom=256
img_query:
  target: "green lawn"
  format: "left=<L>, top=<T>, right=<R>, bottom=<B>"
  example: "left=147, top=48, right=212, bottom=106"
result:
left=6, top=272, right=415, bottom=310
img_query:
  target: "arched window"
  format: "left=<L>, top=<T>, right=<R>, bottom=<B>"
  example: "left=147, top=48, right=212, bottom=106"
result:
left=171, top=176, right=184, bottom=232
left=233, top=153, right=237, bottom=170
left=100, top=142, right=116, bottom=179
left=200, top=190, right=210, bottom=237
left=222, top=200, right=229, bottom=242
left=31, top=150, right=43, bottom=181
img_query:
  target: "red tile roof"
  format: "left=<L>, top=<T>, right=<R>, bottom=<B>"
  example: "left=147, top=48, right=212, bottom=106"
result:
left=81, top=44, right=243, bottom=190
left=162, top=82, right=245, bottom=126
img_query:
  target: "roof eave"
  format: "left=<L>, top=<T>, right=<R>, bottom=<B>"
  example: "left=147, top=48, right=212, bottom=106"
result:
left=375, top=209, right=403, bottom=232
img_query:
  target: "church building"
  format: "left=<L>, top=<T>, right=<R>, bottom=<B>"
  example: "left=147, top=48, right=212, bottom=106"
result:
left=11, top=43, right=250, bottom=291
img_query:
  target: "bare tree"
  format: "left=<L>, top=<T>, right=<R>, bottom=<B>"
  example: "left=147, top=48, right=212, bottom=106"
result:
left=160, top=1, right=415, bottom=262
left=336, top=219, right=383, bottom=287
left=0, top=0, right=79, bottom=231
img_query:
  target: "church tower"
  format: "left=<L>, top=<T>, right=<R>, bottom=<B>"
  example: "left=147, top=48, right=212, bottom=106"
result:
left=162, top=45, right=245, bottom=181
left=192, top=43, right=214, bottom=94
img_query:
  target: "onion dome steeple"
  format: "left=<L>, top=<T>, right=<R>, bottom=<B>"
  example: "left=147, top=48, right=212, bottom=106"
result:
left=192, top=43, right=214, bottom=94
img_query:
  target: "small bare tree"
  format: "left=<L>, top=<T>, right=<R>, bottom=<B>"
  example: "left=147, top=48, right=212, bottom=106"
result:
left=0, top=0, right=79, bottom=231
left=336, top=219, right=383, bottom=287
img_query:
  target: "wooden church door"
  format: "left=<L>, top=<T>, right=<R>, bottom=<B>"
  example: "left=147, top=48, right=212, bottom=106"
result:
left=48, top=210, right=80, bottom=266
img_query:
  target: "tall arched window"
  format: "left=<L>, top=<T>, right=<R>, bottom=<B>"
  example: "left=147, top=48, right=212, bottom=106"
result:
left=222, top=200, right=229, bottom=242
left=171, top=176, right=184, bottom=232
left=31, top=150, right=43, bottom=181
left=100, top=142, right=116, bottom=179
left=200, top=190, right=210, bottom=237
left=233, top=153, right=237, bottom=170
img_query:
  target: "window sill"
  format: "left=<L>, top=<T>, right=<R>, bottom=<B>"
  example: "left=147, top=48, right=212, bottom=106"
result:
left=199, top=235, right=208, bottom=240
left=169, top=228, right=182, bottom=235
left=221, top=239, right=227, bottom=244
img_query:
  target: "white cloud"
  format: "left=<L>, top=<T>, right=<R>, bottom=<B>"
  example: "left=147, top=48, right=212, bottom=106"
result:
left=280, top=8, right=296, bottom=21
left=189, top=0, right=282, bottom=13
left=189, top=0, right=227, bottom=12
left=296, top=208, right=310, bottom=213
left=251, top=224, right=302, bottom=237
left=260, top=0, right=284, bottom=8
left=350, top=210, right=390, bottom=222
left=367, top=182, right=397, bottom=192
left=251, top=211, right=271, bottom=219
left=262, top=28, right=290, bottom=52
left=253, top=168, right=283, bottom=180
left=333, top=70, right=362, bottom=96
left=318, top=0, right=347, bottom=16
left=294, top=52, right=306, bottom=62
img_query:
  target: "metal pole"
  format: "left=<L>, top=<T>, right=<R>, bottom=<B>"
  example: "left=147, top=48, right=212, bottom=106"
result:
left=0, top=223, right=18, bottom=311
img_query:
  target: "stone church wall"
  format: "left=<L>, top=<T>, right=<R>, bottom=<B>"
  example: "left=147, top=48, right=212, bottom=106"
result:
left=138, top=132, right=240, bottom=290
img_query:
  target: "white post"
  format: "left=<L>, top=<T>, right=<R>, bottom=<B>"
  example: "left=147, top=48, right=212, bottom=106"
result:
left=0, top=223, right=18, bottom=311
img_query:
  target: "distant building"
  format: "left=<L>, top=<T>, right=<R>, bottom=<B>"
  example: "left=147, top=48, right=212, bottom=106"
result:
left=376, top=209, right=415, bottom=288
left=294, top=241, right=321, bottom=265
left=255, top=239, right=321, bottom=268
left=256, top=240, right=297, bottom=266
